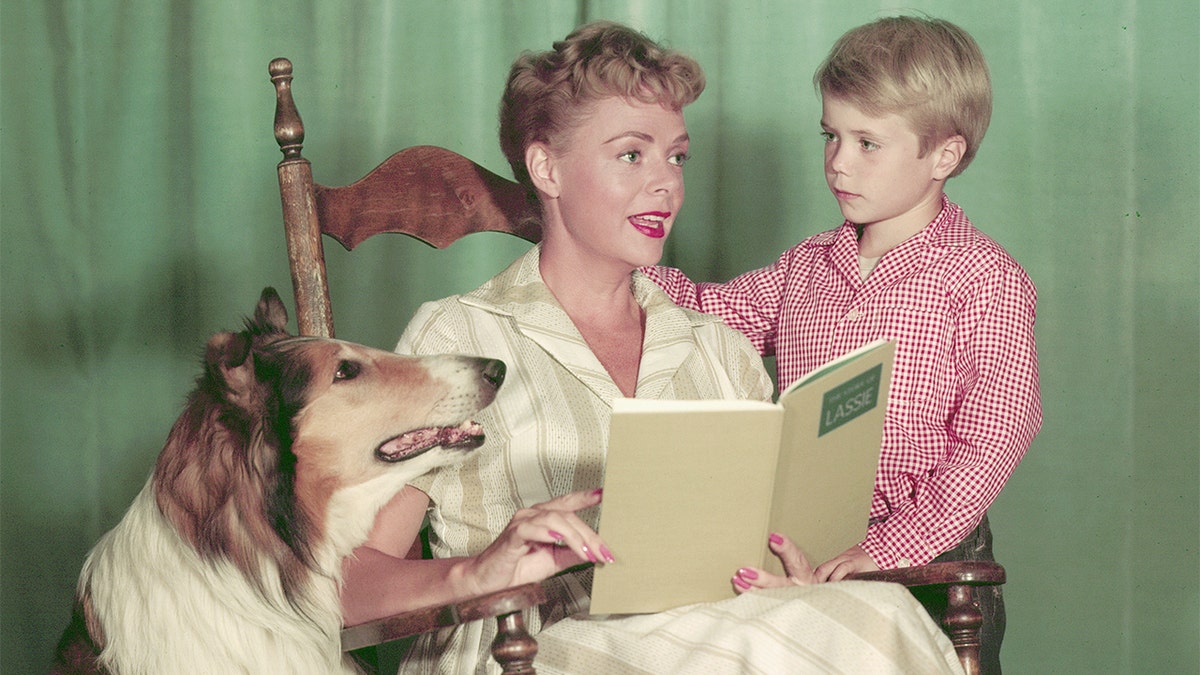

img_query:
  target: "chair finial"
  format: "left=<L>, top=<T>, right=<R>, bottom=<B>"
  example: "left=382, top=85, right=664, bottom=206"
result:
left=270, top=58, right=305, bottom=161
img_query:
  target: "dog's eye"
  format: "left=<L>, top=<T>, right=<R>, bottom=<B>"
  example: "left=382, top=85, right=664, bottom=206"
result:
left=333, top=360, right=361, bottom=382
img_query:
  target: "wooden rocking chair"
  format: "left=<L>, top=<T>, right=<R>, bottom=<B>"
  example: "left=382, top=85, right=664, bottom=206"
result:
left=270, top=57, right=1005, bottom=675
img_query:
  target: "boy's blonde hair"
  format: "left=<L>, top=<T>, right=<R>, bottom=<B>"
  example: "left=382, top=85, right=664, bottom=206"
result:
left=815, top=16, right=991, bottom=177
left=499, top=21, right=705, bottom=198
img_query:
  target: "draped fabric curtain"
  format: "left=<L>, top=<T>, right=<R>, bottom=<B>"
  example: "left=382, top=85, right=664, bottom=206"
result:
left=2, top=1, right=1196, bottom=671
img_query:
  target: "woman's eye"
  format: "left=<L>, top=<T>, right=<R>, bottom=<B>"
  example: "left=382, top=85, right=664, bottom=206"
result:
left=334, top=360, right=361, bottom=381
left=820, top=131, right=836, bottom=143
left=860, top=139, right=880, bottom=151
left=619, top=150, right=640, bottom=163
left=669, top=152, right=691, bottom=167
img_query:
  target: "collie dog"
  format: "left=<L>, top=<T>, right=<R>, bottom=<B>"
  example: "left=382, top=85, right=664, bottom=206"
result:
left=53, top=288, right=504, bottom=674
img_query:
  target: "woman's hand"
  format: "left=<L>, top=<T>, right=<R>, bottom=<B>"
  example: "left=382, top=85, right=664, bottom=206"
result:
left=813, top=544, right=879, bottom=582
left=732, top=532, right=815, bottom=593
left=458, top=489, right=611, bottom=596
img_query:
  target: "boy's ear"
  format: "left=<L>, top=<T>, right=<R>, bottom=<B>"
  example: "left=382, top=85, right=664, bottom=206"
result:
left=932, top=135, right=967, bottom=181
left=525, top=142, right=560, bottom=199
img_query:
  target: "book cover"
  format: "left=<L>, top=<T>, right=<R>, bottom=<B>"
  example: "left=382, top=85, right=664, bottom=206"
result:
left=589, top=339, right=895, bottom=614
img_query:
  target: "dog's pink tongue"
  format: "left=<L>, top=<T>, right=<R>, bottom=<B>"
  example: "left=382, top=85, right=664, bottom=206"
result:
left=378, top=421, right=485, bottom=461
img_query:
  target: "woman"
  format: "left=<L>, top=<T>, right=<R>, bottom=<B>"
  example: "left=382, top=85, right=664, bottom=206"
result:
left=341, top=21, right=961, bottom=674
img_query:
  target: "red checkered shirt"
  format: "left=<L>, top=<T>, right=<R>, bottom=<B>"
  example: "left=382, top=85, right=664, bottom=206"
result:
left=646, top=197, right=1042, bottom=567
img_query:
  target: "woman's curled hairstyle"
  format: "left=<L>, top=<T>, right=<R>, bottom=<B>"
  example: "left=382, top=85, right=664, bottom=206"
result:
left=499, top=21, right=705, bottom=198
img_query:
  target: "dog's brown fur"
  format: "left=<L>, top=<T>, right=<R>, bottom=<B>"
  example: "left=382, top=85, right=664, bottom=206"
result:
left=52, top=288, right=504, bottom=674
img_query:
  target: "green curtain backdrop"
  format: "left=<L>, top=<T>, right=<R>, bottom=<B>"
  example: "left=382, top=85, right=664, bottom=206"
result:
left=2, top=1, right=1197, bottom=672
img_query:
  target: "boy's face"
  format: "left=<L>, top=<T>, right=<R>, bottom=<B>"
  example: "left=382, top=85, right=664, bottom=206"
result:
left=820, top=96, right=956, bottom=236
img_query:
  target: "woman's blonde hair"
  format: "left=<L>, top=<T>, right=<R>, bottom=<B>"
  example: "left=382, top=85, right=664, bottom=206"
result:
left=499, top=21, right=705, bottom=197
left=814, top=16, right=992, bottom=177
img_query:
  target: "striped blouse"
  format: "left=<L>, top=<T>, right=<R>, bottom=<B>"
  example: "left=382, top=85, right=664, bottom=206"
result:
left=396, top=245, right=772, bottom=674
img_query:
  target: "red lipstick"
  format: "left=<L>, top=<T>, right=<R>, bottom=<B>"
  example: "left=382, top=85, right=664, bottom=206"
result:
left=629, top=211, right=669, bottom=239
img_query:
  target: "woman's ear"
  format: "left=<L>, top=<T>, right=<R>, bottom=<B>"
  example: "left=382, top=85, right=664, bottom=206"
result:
left=932, top=135, right=966, bottom=180
left=525, top=142, right=560, bottom=199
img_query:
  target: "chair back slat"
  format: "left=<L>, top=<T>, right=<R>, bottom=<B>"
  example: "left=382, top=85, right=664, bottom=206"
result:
left=269, top=58, right=540, bottom=339
left=315, top=146, right=540, bottom=252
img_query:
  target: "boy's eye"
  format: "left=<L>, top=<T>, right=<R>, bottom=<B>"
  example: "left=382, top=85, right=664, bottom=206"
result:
left=619, top=150, right=640, bottom=163
left=859, top=139, right=880, bottom=151
left=820, top=131, right=837, bottom=143
left=669, top=152, right=691, bottom=167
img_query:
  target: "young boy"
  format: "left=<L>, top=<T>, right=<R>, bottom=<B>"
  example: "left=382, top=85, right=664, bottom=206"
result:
left=647, top=16, right=1041, bottom=672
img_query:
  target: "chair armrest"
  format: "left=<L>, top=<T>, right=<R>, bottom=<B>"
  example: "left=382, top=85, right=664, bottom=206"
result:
left=849, top=562, right=1005, bottom=675
left=847, top=560, right=1005, bottom=589
left=341, top=582, right=547, bottom=652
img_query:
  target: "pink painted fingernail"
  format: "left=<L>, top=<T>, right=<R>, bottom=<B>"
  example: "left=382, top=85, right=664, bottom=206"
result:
left=548, top=530, right=565, bottom=541
left=592, top=488, right=604, bottom=497
left=582, top=545, right=597, bottom=563
left=738, top=567, right=758, bottom=580
left=769, top=533, right=784, bottom=545
left=600, top=546, right=615, bottom=563
left=733, top=576, right=751, bottom=590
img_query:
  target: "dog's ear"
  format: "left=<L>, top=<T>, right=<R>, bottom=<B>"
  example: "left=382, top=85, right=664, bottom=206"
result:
left=205, top=330, right=255, bottom=404
left=250, top=287, right=290, bottom=338
left=202, top=289, right=292, bottom=410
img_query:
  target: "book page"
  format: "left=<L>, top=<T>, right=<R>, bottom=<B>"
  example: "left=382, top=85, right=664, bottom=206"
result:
left=590, top=399, right=784, bottom=614
left=766, top=340, right=895, bottom=571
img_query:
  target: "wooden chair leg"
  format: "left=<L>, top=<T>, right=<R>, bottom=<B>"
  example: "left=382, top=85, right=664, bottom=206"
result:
left=848, top=562, right=1002, bottom=674
left=942, top=583, right=983, bottom=675
left=490, top=610, right=538, bottom=675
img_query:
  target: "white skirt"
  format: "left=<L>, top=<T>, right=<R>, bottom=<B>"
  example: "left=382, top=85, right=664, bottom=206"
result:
left=533, top=581, right=963, bottom=675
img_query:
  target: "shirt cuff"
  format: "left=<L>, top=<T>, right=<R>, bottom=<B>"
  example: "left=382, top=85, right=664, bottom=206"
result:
left=862, top=518, right=939, bottom=569
left=858, top=537, right=899, bottom=569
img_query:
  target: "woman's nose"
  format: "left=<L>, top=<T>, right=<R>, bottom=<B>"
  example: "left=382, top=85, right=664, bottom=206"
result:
left=648, top=161, right=682, bottom=193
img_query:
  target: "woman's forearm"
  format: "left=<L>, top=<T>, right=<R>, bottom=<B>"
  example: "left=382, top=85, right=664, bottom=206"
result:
left=340, top=546, right=477, bottom=626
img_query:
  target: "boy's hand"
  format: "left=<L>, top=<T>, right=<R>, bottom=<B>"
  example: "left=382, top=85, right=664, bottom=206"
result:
left=814, top=545, right=879, bottom=582
left=731, top=532, right=815, bottom=593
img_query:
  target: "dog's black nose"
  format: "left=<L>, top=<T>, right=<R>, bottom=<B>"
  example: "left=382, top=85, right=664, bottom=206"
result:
left=482, top=359, right=506, bottom=389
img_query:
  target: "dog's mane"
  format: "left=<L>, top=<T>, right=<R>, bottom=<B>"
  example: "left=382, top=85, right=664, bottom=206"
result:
left=152, top=303, right=324, bottom=607
left=53, top=288, right=507, bottom=674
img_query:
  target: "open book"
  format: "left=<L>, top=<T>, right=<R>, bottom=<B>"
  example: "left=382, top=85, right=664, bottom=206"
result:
left=589, top=339, right=895, bottom=614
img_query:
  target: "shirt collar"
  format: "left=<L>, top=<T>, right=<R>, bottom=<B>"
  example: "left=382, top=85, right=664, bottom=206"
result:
left=819, top=195, right=972, bottom=287
left=460, top=244, right=721, bottom=403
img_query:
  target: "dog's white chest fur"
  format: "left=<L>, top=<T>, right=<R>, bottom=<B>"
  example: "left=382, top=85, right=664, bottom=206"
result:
left=83, top=481, right=356, bottom=674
